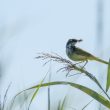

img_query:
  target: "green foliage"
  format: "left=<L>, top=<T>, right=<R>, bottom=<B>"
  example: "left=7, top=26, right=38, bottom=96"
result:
left=57, top=96, right=67, bottom=110
left=11, top=53, right=110, bottom=110
left=106, top=59, right=110, bottom=92
left=30, top=81, right=110, bottom=108
left=28, top=73, right=47, bottom=110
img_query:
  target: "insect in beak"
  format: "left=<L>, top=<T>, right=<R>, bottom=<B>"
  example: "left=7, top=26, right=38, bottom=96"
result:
left=77, top=39, right=83, bottom=42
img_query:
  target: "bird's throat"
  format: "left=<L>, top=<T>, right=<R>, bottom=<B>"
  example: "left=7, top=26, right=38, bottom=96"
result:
left=66, top=45, right=76, bottom=56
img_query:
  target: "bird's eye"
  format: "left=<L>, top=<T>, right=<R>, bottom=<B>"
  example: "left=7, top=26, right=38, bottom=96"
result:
left=72, top=39, right=77, bottom=42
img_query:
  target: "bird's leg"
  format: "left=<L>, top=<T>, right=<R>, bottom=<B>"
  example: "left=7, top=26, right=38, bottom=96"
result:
left=70, top=61, right=88, bottom=76
left=74, top=61, right=84, bottom=65
left=67, top=72, right=81, bottom=77
left=66, top=61, right=88, bottom=77
left=81, top=60, right=88, bottom=69
left=66, top=61, right=83, bottom=77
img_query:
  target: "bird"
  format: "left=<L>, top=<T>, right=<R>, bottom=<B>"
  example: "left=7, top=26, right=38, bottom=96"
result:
left=66, top=39, right=109, bottom=65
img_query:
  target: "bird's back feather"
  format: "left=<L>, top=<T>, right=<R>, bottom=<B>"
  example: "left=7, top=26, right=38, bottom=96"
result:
left=74, top=47, right=95, bottom=60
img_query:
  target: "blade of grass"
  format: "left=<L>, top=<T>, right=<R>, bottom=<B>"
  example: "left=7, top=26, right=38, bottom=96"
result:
left=2, top=83, right=11, bottom=110
left=28, top=73, right=48, bottom=110
left=13, top=81, right=110, bottom=109
left=30, top=81, right=110, bottom=108
left=82, top=91, right=103, bottom=110
left=57, top=100, right=61, bottom=110
left=60, top=96, right=67, bottom=110
left=48, top=80, right=51, bottom=110
left=0, top=95, right=1, bottom=110
left=106, top=59, right=110, bottom=92
left=82, top=99, right=93, bottom=110
left=48, top=61, right=52, bottom=110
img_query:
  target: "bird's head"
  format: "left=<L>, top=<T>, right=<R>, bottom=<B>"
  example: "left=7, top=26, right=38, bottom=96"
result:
left=66, top=39, right=82, bottom=48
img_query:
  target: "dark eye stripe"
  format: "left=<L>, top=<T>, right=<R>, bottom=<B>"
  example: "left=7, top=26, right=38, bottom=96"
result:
left=69, top=39, right=77, bottom=43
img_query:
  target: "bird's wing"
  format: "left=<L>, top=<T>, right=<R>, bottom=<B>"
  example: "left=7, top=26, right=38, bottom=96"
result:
left=75, top=47, right=95, bottom=58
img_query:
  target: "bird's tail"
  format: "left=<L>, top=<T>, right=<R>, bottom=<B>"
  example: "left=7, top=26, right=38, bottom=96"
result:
left=94, top=57, right=109, bottom=65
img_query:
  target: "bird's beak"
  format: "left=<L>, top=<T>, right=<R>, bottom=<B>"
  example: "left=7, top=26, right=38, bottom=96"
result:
left=77, top=39, right=83, bottom=42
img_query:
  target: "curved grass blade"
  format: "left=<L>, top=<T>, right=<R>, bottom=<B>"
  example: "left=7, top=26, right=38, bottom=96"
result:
left=106, top=59, right=110, bottom=92
left=13, top=81, right=110, bottom=109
